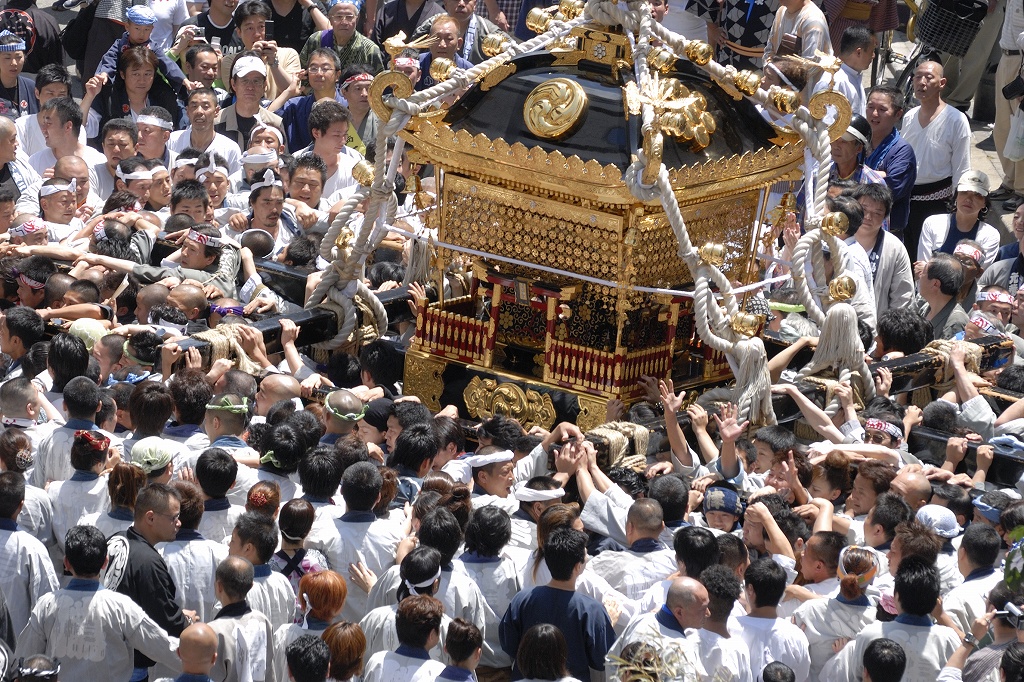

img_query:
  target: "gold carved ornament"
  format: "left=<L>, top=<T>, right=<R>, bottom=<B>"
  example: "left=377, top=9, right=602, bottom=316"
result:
left=828, top=275, right=857, bottom=302
left=808, top=89, right=853, bottom=142
left=404, top=353, right=447, bottom=411
left=820, top=211, right=849, bottom=238
left=463, top=376, right=557, bottom=431
left=523, top=78, right=589, bottom=140
left=369, top=70, right=414, bottom=125
left=575, top=395, right=609, bottom=433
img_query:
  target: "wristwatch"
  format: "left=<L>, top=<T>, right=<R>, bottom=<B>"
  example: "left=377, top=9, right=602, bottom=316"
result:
left=963, top=633, right=979, bottom=649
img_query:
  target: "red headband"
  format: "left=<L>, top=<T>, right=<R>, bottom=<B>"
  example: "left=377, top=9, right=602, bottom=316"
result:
left=341, top=73, right=372, bottom=89
left=76, top=430, right=110, bottom=451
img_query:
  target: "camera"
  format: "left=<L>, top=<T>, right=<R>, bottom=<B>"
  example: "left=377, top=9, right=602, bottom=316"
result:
left=995, top=603, right=1024, bottom=629
left=194, top=26, right=205, bottom=37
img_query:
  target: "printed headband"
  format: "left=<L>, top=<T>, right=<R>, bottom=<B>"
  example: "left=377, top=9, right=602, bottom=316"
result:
left=954, top=243, right=984, bottom=265
left=325, top=390, right=368, bottom=421
left=404, top=568, right=441, bottom=595
left=196, top=158, right=229, bottom=182
left=39, top=178, right=76, bottom=196
left=210, top=303, right=244, bottom=316
left=93, top=223, right=108, bottom=242
left=115, top=167, right=153, bottom=182
left=241, top=149, right=279, bottom=165
left=969, top=313, right=1000, bottom=335
left=136, top=115, right=173, bottom=130
left=978, top=290, right=1014, bottom=305
left=250, top=168, right=283, bottom=193
left=0, top=31, right=26, bottom=52
left=188, top=229, right=225, bottom=247
left=75, top=430, right=110, bottom=451
left=836, top=545, right=879, bottom=587
left=250, top=123, right=283, bottom=146
left=9, top=218, right=47, bottom=238
left=15, top=271, right=44, bottom=290
left=864, top=418, right=903, bottom=440
left=341, top=73, right=372, bottom=89
left=393, top=57, right=418, bottom=69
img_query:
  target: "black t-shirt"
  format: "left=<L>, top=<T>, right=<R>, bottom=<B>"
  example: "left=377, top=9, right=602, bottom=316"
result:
left=0, top=82, right=21, bottom=119
left=0, top=163, right=13, bottom=196
left=236, top=114, right=257, bottom=147
left=183, top=12, right=237, bottom=48
left=271, top=1, right=326, bottom=51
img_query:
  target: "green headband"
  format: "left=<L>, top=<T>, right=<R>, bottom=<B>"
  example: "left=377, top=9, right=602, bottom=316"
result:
left=122, top=339, right=149, bottom=366
left=325, top=391, right=368, bottom=422
left=768, top=302, right=806, bottom=313
left=206, top=396, right=251, bottom=414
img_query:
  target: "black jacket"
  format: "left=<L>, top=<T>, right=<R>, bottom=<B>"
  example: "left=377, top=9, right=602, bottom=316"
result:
left=104, top=526, right=189, bottom=668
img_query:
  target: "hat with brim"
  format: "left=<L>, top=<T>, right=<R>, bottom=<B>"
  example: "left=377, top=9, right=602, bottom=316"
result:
left=957, top=169, right=990, bottom=197
left=841, top=114, right=871, bottom=146
left=232, top=55, right=267, bottom=79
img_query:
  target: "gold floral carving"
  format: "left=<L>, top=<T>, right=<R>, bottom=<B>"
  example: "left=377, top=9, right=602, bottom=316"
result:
left=524, top=78, right=589, bottom=140
left=480, top=62, right=517, bottom=91
left=404, top=353, right=447, bottom=411
left=463, top=376, right=557, bottom=430
left=576, top=395, right=609, bottom=432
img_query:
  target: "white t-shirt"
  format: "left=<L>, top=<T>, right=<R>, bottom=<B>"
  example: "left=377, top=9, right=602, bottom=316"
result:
left=901, top=104, right=972, bottom=186
left=168, top=129, right=244, bottom=174
left=16, top=114, right=88, bottom=159
left=659, top=4, right=708, bottom=41
left=150, top=0, right=191, bottom=53
left=27, top=146, right=108, bottom=197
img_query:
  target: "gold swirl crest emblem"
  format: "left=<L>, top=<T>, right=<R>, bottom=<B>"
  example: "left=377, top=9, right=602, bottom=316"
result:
left=523, top=78, right=589, bottom=140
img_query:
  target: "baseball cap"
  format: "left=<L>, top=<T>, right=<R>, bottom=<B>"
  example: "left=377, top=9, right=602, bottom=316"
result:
left=232, top=55, right=267, bottom=79
left=957, top=169, right=990, bottom=197
left=132, top=437, right=176, bottom=474
left=916, top=504, right=962, bottom=539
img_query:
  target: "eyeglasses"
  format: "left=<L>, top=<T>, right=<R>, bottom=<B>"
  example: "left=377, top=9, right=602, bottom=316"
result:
left=307, top=66, right=336, bottom=74
left=864, top=431, right=890, bottom=445
left=156, top=511, right=181, bottom=522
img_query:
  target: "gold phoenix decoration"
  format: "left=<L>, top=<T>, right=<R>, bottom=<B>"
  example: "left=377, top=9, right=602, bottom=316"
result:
left=524, top=78, right=589, bottom=140
left=463, top=376, right=557, bottom=430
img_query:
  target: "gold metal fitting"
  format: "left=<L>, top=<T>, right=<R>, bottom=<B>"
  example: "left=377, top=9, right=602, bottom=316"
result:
left=647, top=46, right=676, bottom=73
left=352, top=160, right=375, bottom=187
left=730, top=312, right=762, bottom=337
left=481, top=33, right=511, bottom=57
left=734, top=70, right=761, bottom=96
left=526, top=7, right=552, bottom=33
left=684, top=41, right=713, bottom=66
left=414, top=192, right=436, bottom=210
left=698, top=242, right=726, bottom=267
left=820, top=211, right=850, bottom=238
left=558, top=0, right=585, bottom=18
left=405, top=174, right=422, bottom=193
left=768, top=85, right=800, bottom=114
left=429, top=57, right=456, bottom=82
left=658, top=77, right=687, bottom=100
left=829, top=275, right=857, bottom=302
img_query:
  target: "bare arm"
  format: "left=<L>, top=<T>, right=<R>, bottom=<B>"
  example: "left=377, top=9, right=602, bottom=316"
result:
left=712, top=403, right=748, bottom=479
left=768, top=336, right=815, bottom=383
left=659, top=379, right=692, bottom=467
left=771, top=382, right=845, bottom=443
left=686, top=404, right=719, bottom=465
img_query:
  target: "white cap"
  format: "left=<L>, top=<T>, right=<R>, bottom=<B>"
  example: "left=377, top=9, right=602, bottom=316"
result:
left=232, top=55, right=267, bottom=79
left=916, top=504, right=962, bottom=539
left=957, top=169, right=990, bottom=197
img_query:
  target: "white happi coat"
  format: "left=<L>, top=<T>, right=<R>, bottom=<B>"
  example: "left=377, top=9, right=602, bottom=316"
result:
left=15, top=581, right=181, bottom=682
left=822, top=617, right=960, bottom=682
left=159, top=529, right=229, bottom=622
left=729, top=615, right=811, bottom=682
left=363, top=648, right=447, bottom=682
left=248, top=567, right=297, bottom=631
left=208, top=603, right=278, bottom=682
left=31, top=425, right=91, bottom=488
left=606, top=611, right=705, bottom=681
left=942, top=568, right=1003, bottom=637
left=458, top=553, right=522, bottom=667
left=18, top=484, right=53, bottom=548
left=580, top=487, right=678, bottom=548
left=693, top=628, right=752, bottom=682
left=586, top=544, right=678, bottom=600
left=272, top=622, right=330, bottom=681
left=367, top=562, right=490, bottom=636
left=197, top=500, right=246, bottom=545
left=0, top=522, right=59, bottom=634
left=305, top=510, right=405, bottom=622
left=792, top=597, right=876, bottom=682
left=48, top=475, right=109, bottom=551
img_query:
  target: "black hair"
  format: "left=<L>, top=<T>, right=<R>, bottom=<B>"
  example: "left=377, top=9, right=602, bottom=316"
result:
left=359, top=340, right=403, bottom=389
left=931, top=483, right=973, bottom=521
left=388, top=422, right=439, bottom=473
left=648, top=474, right=689, bottom=524
left=285, top=410, right=326, bottom=451
left=866, top=84, right=906, bottom=114
left=64, top=524, right=108, bottom=576
left=0, top=470, right=25, bottom=518
left=40, top=96, right=83, bottom=137
left=444, top=618, right=483, bottom=664
left=168, top=368, right=212, bottom=426
left=997, top=365, right=1024, bottom=394
left=285, top=236, right=317, bottom=268
left=368, top=261, right=405, bottom=289
left=434, top=415, right=465, bottom=453
left=62, top=376, right=100, bottom=421
left=517, top=624, right=568, bottom=681
left=839, top=25, right=875, bottom=53
left=607, top=466, right=648, bottom=498
left=962, top=522, right=1001, bottom=568
left=850, top=181, right=894, bottom=214
left=876, top=308, right=933, bottom=357
left=288, top=153, right=329, bottom=186
left=2, top=306, right=43, bottom=349
left=196, top=448, right=238, bottom=498
left=824, top=194, right=863, bottom=237
left=171, top=179, right=211, bottom=210
left=234, top=510, right=279, bottom=564
left=1001, top=642, right=1024, bottom=682
left=286, top=634, right=331, bottom=682
left=308, top=99, right=350, bottom=138
left=544, top=527, right=587, bottom=581
left=761, top=662, right=795, bottom=682
left=868, top=492, right=913, bottom=541
left=894, top=555, right=941, bottom=616
left=478, top=414, right=524, bottom=450
left=260, top=422, right=305, bottom=474
left=299, top=444, right=344, bottom=499
left=35, top=64, right=72, bottom=94
left=340, top=461, right=382, bottom=511
left=744, top=557, right=787, bottom=608
left=674, top=525, right=720, bottom=577
left=752, top=425, right=795, bottom=455
left=699, top=564, right=742, bottom=621
left=926, top=252, right=964, bottom=297
left=464, top=505, right=511, bottom=557
left=418, top=507, right=463, bottom=566
left=396, top=545, right=442, bottom=602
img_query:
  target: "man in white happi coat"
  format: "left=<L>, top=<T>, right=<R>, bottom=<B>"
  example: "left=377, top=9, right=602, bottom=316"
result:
left=305, top=462, right=405, bottom=622
left=0, top=472, right=58, bottom=635
left=15, top=525, right=182, bottom=682
left=941, top=523, right=1003, bottom=635
left=207, top=555, right=279, bottom=682
left=363, top=595, right=448, bottom=682
left=227, top=511, right=296, bottom=631
left=587, top=499, right=678, bottom=600
left=194, top=448, right=248, bottom=544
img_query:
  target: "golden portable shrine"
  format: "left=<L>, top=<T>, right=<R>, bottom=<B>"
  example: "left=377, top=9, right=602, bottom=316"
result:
left=361, top=1, right=852, bottom=432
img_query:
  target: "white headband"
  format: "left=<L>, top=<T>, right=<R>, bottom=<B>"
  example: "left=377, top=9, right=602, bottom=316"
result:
left=463, top=450, right=514, bottom=468
left=116, top=167, right=153, bottom=182
left=39, top=178, right=76, bottom=196
left=174, top=157, right=198, bottom=169
left=242, top=150, right=279, bottom=165
left=250, top=168, right=282, bottom=192
left=188, top=229, right=225, bottom=247
left=403, top=568, right=441, bottom=594
left=515, top=487, right=565, bottom=502
left=136, top=115, right=173, bottom=130
left=250, top=123, right=283, bottom=146
left=150, top=165, right=168, bottom=176
left=196, top=158, right=229, bottom=182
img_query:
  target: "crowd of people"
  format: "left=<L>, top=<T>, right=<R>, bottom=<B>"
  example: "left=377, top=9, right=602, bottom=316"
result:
left=0, top=0, right=1021, bottom=680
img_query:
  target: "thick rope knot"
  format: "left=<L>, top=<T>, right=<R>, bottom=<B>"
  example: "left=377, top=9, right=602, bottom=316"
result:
left=192, top=325, right=264, bottom=375
left=795, top=302, right=875, bottom=415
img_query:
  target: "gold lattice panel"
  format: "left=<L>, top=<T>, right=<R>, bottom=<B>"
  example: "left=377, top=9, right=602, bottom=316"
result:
left=631, top=192, right=761, bottom=288
left=440, top=175, right=624, bottom=282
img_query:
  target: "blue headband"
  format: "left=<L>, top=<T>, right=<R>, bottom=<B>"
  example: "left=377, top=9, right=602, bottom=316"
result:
left=973, top=497, right=1003, bottom=524
left=0, top=31, right=25, bottom=52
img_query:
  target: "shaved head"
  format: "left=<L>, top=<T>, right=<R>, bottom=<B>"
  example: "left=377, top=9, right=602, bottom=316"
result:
left=892, top=471, right=932, bottom=511
left=666, top=577, right=710, bottom=630
left=178, top=623, right=218, bottom=673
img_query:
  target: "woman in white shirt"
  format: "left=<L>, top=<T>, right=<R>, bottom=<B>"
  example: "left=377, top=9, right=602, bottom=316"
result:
left=917, top=170, right=1002, bottom=269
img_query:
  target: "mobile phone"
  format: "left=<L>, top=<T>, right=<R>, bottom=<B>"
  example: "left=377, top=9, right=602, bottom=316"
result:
left=264, top=20, right=274, bottom=40
left=210, top=36, right=221, bottom=47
